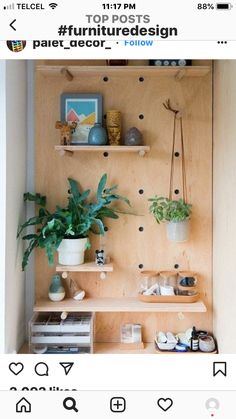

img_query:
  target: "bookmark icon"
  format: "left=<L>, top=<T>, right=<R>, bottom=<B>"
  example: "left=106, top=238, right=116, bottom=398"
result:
left=59, top=362, right=74, bottom=376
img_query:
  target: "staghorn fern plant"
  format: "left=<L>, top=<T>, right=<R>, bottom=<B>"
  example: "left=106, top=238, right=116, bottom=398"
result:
left=17, top=174, right=131, bottom=270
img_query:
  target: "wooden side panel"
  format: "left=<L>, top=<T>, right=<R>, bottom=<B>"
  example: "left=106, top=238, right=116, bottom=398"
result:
left=213, top=61, right=236, bottom=353
left=35, top=63, right=212, bottom=343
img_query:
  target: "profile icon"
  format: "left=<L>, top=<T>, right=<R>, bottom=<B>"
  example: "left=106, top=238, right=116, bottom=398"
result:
left=7, top=40, right=26, bottom=52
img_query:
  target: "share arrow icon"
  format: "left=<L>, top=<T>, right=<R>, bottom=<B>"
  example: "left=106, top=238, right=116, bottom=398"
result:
left=59, top=362, right=74, bottom=376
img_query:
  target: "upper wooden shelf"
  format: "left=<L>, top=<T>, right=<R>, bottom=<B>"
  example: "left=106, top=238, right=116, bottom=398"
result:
left=34, top=297, right=207, bottom=313
left=56, top=261, right=113, bottom=279
left=37, top=65, right=211, bottom=79
left=55, top=145, right=150, bottom=157
left=56, top=261, right=113, bottom=273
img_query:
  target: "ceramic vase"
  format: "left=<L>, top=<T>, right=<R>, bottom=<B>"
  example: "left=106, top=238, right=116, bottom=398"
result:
left=106, top=110, right=121, bottom=145
left=88, top=123, right=108, bottom=145
left=48, top=274, right=65, bottom=302
left=124, top=127, right=143, bottom=146
left=57, top=237, right=88, bottom=265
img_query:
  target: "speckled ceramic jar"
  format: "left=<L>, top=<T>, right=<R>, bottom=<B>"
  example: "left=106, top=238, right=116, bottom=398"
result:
left=88, top=123, right=108, bottom=145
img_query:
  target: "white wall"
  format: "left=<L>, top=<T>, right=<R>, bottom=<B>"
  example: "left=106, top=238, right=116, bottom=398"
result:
left=213, top=60, right=236, bottom=353
left=0, top=61, right=27, bottom=353
left=0, top=62, right=7, bottom=353
left=25, top=61, right=35, bottom=333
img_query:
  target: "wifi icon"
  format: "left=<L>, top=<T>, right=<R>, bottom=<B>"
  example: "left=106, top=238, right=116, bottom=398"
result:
left=49, top=2, right=58, bottom=9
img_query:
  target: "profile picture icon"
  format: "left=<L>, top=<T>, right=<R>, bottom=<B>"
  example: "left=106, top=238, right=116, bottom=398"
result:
left=7, top=40, right=26, bottom=52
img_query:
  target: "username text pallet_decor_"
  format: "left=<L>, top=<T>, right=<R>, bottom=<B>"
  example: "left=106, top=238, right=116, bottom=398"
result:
left=34, top=61, right=212, bottom=350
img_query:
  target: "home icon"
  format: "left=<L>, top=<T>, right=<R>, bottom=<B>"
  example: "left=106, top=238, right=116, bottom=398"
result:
left=16, top=397, right=31, bottom=413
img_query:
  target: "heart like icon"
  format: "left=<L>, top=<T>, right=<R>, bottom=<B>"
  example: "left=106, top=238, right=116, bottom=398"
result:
left=157, top=398, right=173, bottom=412
left=9, top=362, right=24, bottom=376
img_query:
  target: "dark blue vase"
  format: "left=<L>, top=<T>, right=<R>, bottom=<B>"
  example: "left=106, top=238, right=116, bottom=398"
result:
left=88, top=123, right=108, bottom=145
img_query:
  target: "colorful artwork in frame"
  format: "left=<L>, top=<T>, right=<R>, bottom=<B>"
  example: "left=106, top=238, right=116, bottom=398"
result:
left=60, top=93, right=103, bottom=144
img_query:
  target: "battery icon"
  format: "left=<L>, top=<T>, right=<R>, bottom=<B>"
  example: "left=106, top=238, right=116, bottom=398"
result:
left=216, top=3, right=233, bottom=9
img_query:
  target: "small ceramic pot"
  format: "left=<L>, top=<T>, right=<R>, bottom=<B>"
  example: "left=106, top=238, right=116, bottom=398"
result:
left=57, top=237, right=88, bottom=265
left=88, top=123, right=108, bottom=145
left=199, top=335, right=216, bottom=352
left=48, top=274, right=65, bottom=302
left=166, top=219, right=190, bottom=242
left=124, top=127, right=143, bottom=146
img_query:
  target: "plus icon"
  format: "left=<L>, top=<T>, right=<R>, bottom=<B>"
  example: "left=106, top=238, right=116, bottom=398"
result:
left=110, top=397, right=126, bottom=413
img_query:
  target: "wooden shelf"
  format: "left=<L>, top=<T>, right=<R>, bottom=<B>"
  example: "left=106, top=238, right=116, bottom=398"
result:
left=155, top=347, right=217, bottom=355
left=55, top=145, right=150, bottom=157
left=94, top=342, right=155, bottom=354
left=19, top=342, right=216, bottom=355
left=56, top=261, right=113, bottom=279
left=56, top=261, right=113, bottom=273
left=37, top=65, right=211, bottom=79
left=34, top=297, right=207, bottom=313
left=19, top=342, right=156, bottom=354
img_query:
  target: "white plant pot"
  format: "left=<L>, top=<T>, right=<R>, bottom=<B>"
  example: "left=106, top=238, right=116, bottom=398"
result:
left=57, top=238, right=88, bottom=265
left=166, top=219, right=190, bottom=242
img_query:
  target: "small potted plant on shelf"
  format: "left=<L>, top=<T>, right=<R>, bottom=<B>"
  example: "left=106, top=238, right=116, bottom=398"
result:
left=148, top=196, right=192, bottom=242
left=17, top=174, right=131, bottom=270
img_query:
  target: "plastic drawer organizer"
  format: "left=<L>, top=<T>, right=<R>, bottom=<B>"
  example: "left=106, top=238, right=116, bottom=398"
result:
left=29, top=312, right=94, bottom=354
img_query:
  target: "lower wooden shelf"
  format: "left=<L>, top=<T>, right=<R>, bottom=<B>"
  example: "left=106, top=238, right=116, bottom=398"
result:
left=94, top=342, right=155, bottom=354
left=19, top=342, right=216, bottom=355
left=34, top=297, right=207, bottom=313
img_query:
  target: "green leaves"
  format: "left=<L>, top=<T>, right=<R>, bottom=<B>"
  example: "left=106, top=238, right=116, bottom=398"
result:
left=96, top=173, right=107, bottom=200
left=18, top=174, right=131, bottom=270
left=24, top=192, right=46, bottom=207
left=149, top=196, right=192, bottom=223
left=68, top=178, right=81, bottom=203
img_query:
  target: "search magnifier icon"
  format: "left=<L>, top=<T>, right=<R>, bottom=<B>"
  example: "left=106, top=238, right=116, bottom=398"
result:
left=63, top=397, right=78, bottom=413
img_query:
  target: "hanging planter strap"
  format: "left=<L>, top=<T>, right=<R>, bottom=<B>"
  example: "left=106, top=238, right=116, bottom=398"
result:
left=163, top=99, right=187, bottom=203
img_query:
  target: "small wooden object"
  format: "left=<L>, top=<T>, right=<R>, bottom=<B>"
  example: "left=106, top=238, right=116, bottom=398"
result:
left=55, top=121, right=77, bottom=145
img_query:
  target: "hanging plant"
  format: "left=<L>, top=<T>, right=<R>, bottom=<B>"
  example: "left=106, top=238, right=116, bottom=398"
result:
left=149, top=197, right=192, bottom=223
left=149, top=197, right=192, bottom=242
left=149, top=99, right=192, bottom=242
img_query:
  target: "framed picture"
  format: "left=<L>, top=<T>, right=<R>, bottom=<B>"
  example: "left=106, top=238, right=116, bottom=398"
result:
left=60, top=93, right=103, bottom=144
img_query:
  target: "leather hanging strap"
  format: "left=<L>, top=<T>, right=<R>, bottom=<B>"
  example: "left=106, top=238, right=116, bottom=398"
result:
left=163, top=99, right=187, bottom=203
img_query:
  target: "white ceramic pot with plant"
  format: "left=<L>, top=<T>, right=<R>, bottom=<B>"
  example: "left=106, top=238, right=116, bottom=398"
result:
left=148, top=196, right=192, bottom=243
left=18, top=174, right=131, bottom=270
left=57, top=237, right=89, bottom=265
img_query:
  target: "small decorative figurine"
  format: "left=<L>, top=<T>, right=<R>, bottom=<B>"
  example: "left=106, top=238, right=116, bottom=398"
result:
left=48, top=274, right=65, bottom=302
left=95, top=249, right=105, bottom=266
left=55, top=121, right=77, bottom=145
left=69, top=278, right=85, bottom=301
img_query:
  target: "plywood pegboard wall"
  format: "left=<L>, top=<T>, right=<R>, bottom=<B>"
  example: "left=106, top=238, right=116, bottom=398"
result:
left=35, top=62, right=212, bottom=343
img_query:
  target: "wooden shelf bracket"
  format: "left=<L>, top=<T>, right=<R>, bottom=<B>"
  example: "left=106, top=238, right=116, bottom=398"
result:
left=57, top=148, right=74, bottom=157
left=61, top=270, right=108, bottom=280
